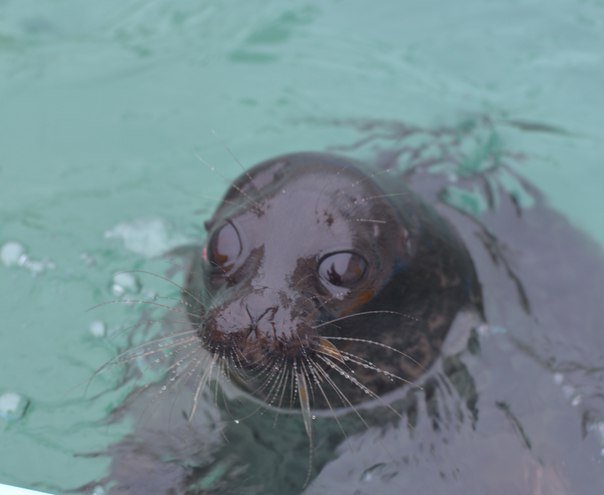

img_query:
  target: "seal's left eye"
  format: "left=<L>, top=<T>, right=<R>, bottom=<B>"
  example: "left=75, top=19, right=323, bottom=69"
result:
left=206, top=222, right=242, bottom=271
left=319, top=251, right=367, bottom=287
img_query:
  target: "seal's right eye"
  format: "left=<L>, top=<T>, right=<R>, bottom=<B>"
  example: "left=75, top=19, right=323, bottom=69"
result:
left=206, top=222, right=242, bottom=272
left=318, top=251, right=367, bottom=287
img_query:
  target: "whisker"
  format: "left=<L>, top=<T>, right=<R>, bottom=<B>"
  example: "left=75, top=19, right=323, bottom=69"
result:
left=195, top=152, right=263, bottom=214
left=294, top=361, right=313, bottom=440
left=298, top=359, right=317, bottom=489
left=335, top=348, right=421, bottom=389
left=350, top=218, right=387, bottom=224
left=210, top=129, right=256, bottom=186
left=90, top=332, right=199, bottom=386
left=304, top=356, right=351, bottom=441
left=189, top=352, right=220, bottom=421
left=317, top=354, right=404, bottom=420
left=322, top=335, right=423, bottom=368
left=118, top=269, right=207, bottom=306
left=87, top=299, right=198, bottom=320
left=312, top=310, right=419, bottom=329
left=311, top=359, right=372, bottom=427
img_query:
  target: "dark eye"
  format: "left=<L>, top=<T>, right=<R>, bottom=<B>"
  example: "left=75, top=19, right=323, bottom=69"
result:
left=318, top=252, right=367, bottom=287
left=206, top=222, right=242, bottom=271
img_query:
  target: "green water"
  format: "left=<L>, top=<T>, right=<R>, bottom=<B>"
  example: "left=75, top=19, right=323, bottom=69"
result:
left=1, top=0, right=603, bottom=493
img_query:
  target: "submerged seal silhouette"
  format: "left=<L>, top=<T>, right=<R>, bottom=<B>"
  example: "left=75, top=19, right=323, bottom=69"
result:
left=184, top=152, right=482, bottom=412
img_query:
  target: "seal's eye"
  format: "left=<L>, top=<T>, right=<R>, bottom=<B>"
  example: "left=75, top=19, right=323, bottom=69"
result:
left=319, top=251, right=367, bottom=287
left=206, top=222, right=242, bottom=271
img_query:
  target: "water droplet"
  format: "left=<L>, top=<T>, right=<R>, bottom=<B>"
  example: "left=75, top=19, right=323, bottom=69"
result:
left=0, top=392, right=30, bottom=422
left=476, top=324, right=490, bottom=336
left=571, top=395, right=582, bottom=407
left=561, top=384, right=575, bottom=400
left=553, top=372, right=564, bottom=385
left=234, top=419, right=240, bottom=424
left=89, top=320, right=107, bottom=338
left=161, top=385, right=167, bottom=392
left=80, top=252, right=97, bottom=266
left=111, top=272, right=141, bottom=296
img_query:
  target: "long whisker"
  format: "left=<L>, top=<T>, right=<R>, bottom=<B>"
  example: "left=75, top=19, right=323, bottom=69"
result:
left=335, top=348, right=422, bottom=389
left=87, top=299, right=198, bottom=320
left=117, top=269, right=207, bottom=306
left=195, top=152, right=263, bottom=213
left=90, top=332, right=199, bottom=387
left=317, top=354, right=404, bottom=420
left=189, top=352, right=220, bottom=421
left=322, top=335, right=423, bottom=368
left=295, top=362, right=313, bottom=440
left=312, top=310, right=418, bottom=329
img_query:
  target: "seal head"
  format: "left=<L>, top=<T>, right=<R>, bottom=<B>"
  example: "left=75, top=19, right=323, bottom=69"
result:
left=185, top=152, right=481, bottom=409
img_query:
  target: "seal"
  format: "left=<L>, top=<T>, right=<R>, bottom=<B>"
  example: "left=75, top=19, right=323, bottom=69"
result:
left=100, top=123, right=604, bottom=495
left=183, top=152, right=482, bottom=412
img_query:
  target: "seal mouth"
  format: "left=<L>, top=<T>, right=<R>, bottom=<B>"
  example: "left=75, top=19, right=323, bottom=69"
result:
left=193, top=307, right=420, bottom=412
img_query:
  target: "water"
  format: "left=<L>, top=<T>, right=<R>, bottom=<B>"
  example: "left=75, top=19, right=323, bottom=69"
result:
left=1, top=1, right=603, bottom=493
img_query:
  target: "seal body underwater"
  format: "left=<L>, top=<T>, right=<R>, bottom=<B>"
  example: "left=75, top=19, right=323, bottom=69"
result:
left=100, top=142, right=604, bottom=495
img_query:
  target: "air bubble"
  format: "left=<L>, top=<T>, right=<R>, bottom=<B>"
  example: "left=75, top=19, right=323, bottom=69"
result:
left=1, top=241, right=55, bottom=274
left=0, top=241, right=26, bottom=266
left=89, top=320, right=107, bottom=338
left=80, top=252, right=97, bottom=266
left=571, top=395, right=582, bottom=407
left=91, top=486, right=106, bottom=495
left=0, top=392, right=29, bottom=422
left=553, top=373, right=564, bottom=385
left=110, top=272, right=141, bottom=297
left=161, top=385, right=167, bottom=392
left=234, top=419, right=240, bottom=424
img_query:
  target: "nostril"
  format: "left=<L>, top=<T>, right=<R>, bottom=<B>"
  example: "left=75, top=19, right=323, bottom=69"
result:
left=245, top=305, right=279, bottom=325
left=261, top=306, right=279, bottom=322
